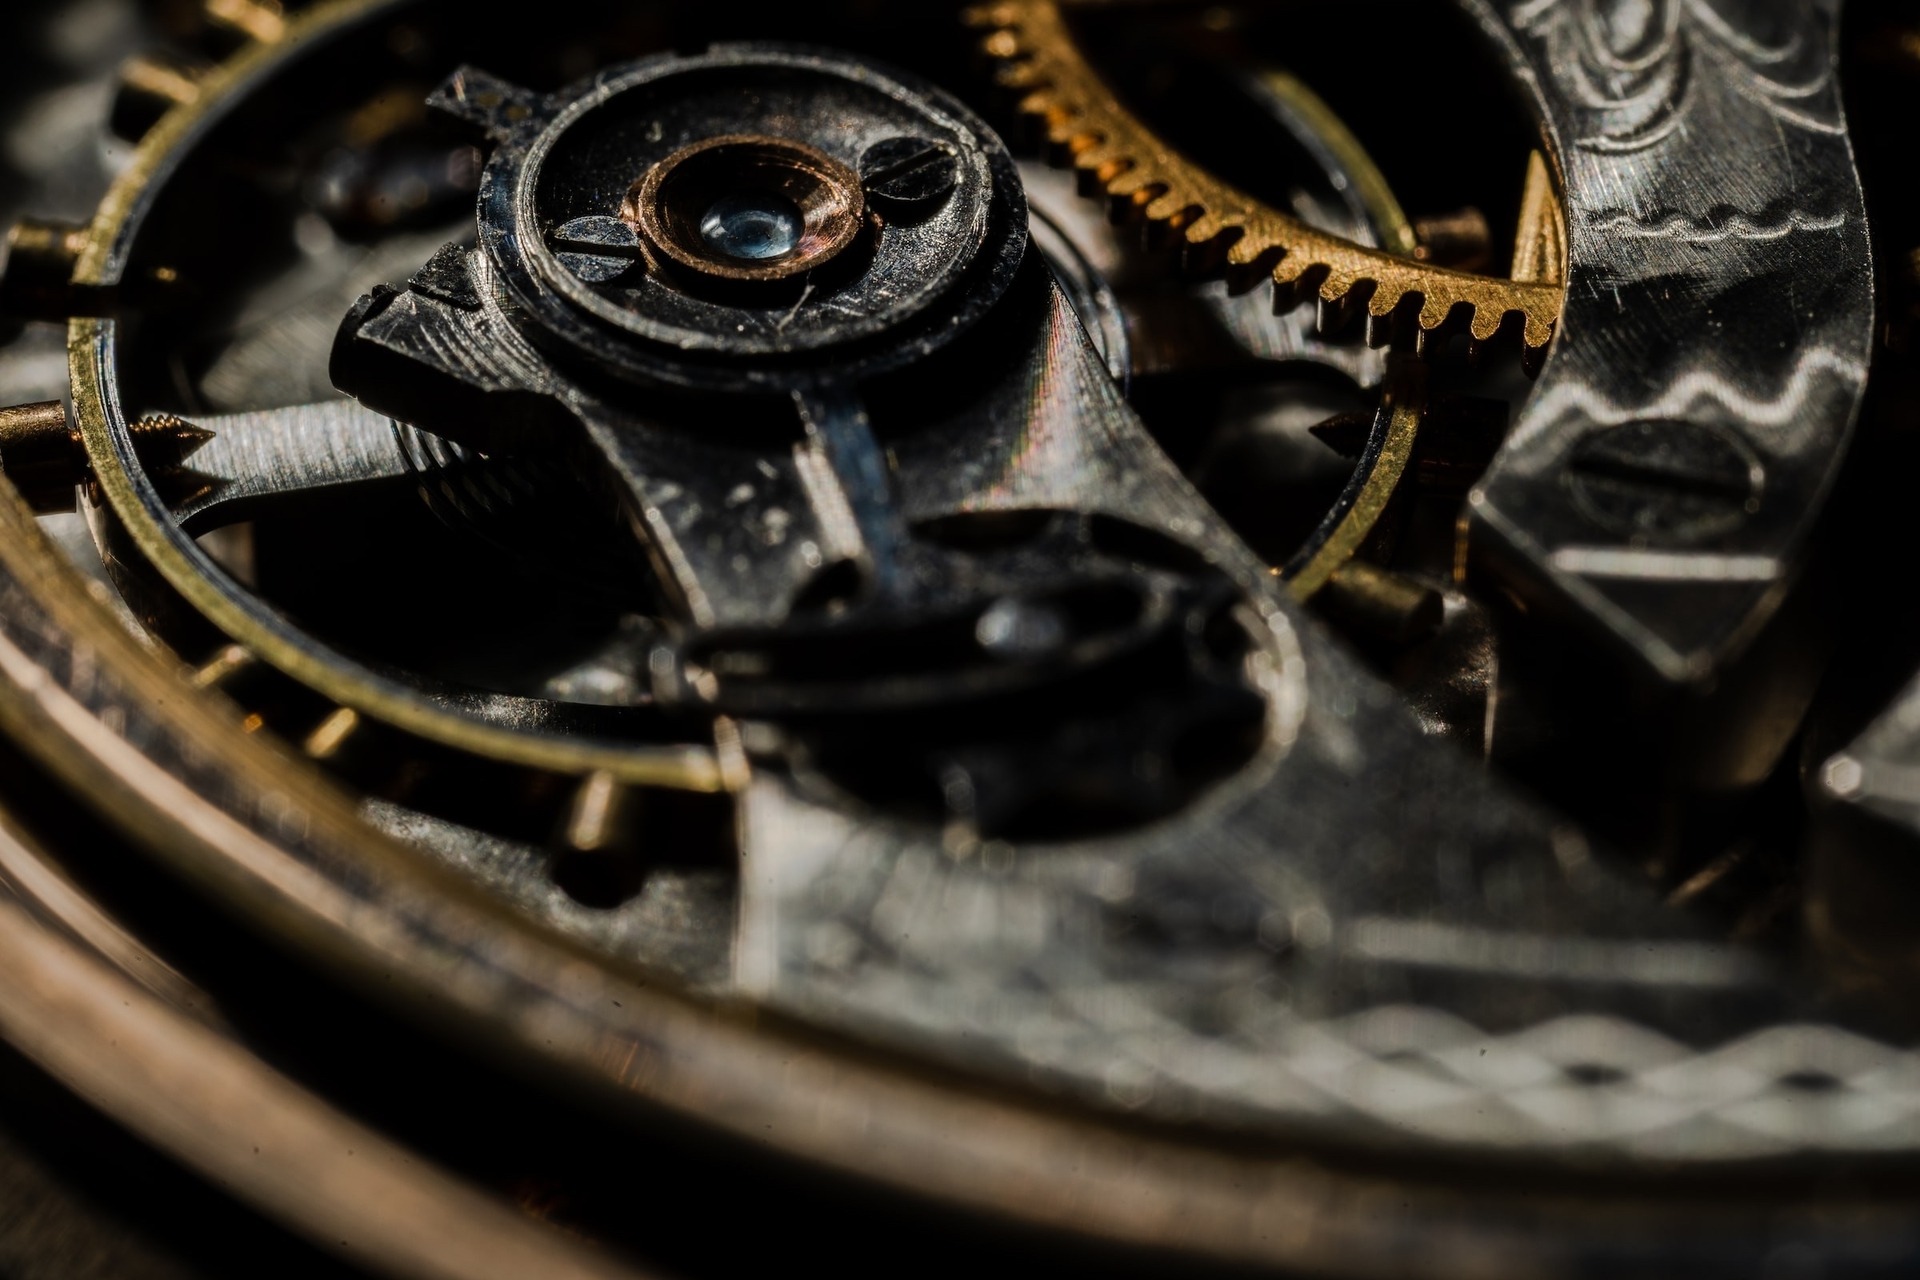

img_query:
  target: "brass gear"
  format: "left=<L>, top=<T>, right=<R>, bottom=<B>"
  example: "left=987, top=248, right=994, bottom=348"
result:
left=969, top=0, right=1566, bottom=360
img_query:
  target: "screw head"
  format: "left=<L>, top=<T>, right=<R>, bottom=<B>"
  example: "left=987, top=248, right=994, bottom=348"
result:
left=1565, top=420, right=1763, bottom=542
left=549, top=215, right=646, bottom=283
left=859, top=136, right=960, bottom=218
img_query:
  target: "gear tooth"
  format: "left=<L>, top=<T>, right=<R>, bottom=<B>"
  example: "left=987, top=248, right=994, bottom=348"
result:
left=1283, top=262, right=1331, bottom=319
left=1181, top=220, right=1242, bottom=278
left=1470, top=304, right=1508, bottom=343
left=204, top=0, right=287, bottom=44
left=981, top=8, right=1026, bottom=30
left=982, top=30, right=1024, bottom=58
left=1057, top=114, right=1102, bottom=147
left=1040, top=107, right=1083, bottom=140
left=1211, top=237, right=1266, bottom=291
left=1144, top=190, right=1190, bottom=223
left=1105, top=166, right=1154, bottom=197
left=1267, top=265, right=1314, bottom=311
left=1227, top=239, right=1267, bottom=271
left=1316, top=276, right=1375, bottom=338
left=1318, top=272, right=1359, bottom=304
left=1185, top=213, right=1224, bottom=244
left=1266, top=248, right=1308, bottom=281
left=1000, top=63, right=1048, bottom=91
left=1370, top=287, right=1416, bottom=347
left=1523, top=311, right=1556, bottom=354
left=1522, top=327, right=1553, bottom=377
left=1419, top=294, right=1453, bottom=331
left=1470, top=311, right=1525, bottom=366
left=1048, top=130, right=1089, bottom=166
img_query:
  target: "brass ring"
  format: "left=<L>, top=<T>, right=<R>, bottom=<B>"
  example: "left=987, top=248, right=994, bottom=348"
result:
left=627, top=134, right=866, bottom=283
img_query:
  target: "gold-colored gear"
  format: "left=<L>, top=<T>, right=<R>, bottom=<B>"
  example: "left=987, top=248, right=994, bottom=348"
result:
left=969, top=0, right=1566, bottom=359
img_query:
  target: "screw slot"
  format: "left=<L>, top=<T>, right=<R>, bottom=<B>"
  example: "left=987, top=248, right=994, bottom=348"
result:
left=1565, top=419, right=1763, bottom=542
left=859, top=136, right=960, bottom=219
left=549, top=215, right=648, bottom=283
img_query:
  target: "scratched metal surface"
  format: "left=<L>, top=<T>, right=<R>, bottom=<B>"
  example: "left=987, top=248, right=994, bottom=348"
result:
left=10, top=5, right=1920, bottom=1278
left=93, top=0, right=1920, bottom=1169
left=1464, top=0, right=1874, bottom=683
left=706, top=0, right=1894, bottom=1164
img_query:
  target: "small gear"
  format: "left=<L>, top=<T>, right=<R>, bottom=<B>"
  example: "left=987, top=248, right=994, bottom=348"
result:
left=970, top=0, right=1565, bottom=360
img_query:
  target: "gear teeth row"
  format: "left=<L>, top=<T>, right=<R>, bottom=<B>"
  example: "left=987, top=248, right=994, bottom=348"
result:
left=970, top=0, right=1564, bottom=367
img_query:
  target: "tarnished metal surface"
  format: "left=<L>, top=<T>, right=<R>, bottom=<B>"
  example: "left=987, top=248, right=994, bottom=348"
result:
left=4, top=0, right=1920, bottom=1276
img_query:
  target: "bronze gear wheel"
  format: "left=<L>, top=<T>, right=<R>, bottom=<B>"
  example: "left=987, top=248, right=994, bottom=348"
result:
left=969, top=0, right=1567, bottom=361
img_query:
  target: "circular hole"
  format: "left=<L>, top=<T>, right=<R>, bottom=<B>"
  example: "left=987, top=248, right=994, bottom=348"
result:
left=627, top=134, right=866, bottom=284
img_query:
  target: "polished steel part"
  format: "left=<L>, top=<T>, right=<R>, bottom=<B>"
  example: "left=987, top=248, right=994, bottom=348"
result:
left=323, top=38, right=1808, bottom=1162
left=0, top=0, right=1918, bottom=1276
left=983, top=0, right=1874, bottom=694
left=37, top=0, right=1896, bottom=1151
left=0, top=341, right=1914, bottom=1272
left=1008, top=55, right=1434, bottom=612
left=1463, top=0, right=1874, bottom=684
left=163, top=400, right=411, bottom=531
left=60, top=0, right=726, bottom=817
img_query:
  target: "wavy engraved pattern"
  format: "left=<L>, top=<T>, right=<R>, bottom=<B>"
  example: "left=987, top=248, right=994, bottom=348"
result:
left=1593, top=209, right=1847, bottom=243
left=1511, top=0, right=1841, bottom=153
left=1504, top=345, right=1865, bottom=459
